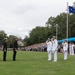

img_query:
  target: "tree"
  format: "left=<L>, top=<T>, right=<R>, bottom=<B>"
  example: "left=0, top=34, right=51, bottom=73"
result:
left=23, top=36, right=30, bottom=46
left=0, top=30, right=7, bottom=45
left=46, top=13, right=74, bottom=40
left=24, top=12, right=75, bottom=46
left=68, top=14, right=75, bottom=37
left=8, top=35, right=17, bottom=48
left=24, top=26, right=51, bottom=46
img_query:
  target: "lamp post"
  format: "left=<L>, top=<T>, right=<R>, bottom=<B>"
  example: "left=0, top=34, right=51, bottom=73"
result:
left=66, top=2, right=68, bottom=40
left=56, top=24, right=58, bottom=39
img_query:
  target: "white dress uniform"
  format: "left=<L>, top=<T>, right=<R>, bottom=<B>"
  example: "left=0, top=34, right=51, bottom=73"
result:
left=69, top=43, right=72, bottom=55
left=71, top=44, right=74, bottom=55
left=46, top=41, right=52, bottom=60
left=52, top=39, right=58, bottom=62
left=62, top=42, right=68, bottom=60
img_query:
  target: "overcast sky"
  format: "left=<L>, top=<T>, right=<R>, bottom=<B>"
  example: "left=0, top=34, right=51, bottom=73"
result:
left=0, top=0, right=75, bottom=39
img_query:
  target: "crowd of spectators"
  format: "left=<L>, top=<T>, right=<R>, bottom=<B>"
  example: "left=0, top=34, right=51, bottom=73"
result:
left=24, top=43, right=47, bottom=52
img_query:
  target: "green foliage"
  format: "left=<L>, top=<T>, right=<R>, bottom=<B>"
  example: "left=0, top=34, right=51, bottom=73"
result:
left=24, top=13, right=75, bottom=46
left=1, top=13, right=75, bottom=46
left=8, top=35, right=17, bottom=48
left=46, top=13, right=75, bottom=40
left=29, top=26, right=47, bottom=44
left=24, top=26, right=53, bottom=46
left=0, top=30, right=19, bottom=47
left=0, top=30, right=7, bottom=45
left=68, top=14, right=75, bottom=37
left=54, top=13, right=67, bottom=39
left=23, top=36, right=30, bottom=46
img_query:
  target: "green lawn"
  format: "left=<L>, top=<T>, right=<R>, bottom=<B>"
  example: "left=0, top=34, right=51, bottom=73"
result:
left=0, top=51, right=75, bottom=75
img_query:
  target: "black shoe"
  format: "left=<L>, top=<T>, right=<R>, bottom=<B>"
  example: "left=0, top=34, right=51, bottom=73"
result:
left=13, top=60, right=16, bottom=61
left=3, top=60, right=6, bottom=61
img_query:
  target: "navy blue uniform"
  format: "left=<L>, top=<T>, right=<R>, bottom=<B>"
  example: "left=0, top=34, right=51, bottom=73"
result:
left=13, top=40, right=18, bottom=61
left=2, top=41, right=7, bottom=61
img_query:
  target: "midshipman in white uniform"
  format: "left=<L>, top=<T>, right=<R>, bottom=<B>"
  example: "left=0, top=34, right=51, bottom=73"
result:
left=46, top=38, right=52, bottom=61
left=69, top=42, right=72, bottom=55
left=71, top=42, right=74, bottom=55
left=52, top=36, right=58, bottom=62
left=62, top=40, right=68, bottom=60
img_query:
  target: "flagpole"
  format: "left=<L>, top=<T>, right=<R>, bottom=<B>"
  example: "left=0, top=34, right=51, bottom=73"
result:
left=67, top=2, right=69, bottom=40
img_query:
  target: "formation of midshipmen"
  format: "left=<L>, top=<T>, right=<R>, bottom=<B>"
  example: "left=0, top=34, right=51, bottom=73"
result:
left=46, top=36, right=71, bottom=62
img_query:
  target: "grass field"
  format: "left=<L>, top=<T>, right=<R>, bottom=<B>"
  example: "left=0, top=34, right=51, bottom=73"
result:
left=0, top=51, right=75, bottom=75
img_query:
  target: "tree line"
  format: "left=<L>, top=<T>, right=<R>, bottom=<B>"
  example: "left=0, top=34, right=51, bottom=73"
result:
left=0, top=12, right=75, bottom=47
left=0, top=30, right=23, bottom=48
left=24, top=12, right=75, bottom=46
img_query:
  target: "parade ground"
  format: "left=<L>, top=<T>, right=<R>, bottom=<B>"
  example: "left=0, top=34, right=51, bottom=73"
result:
left=0, top=51, right=75, bottom=75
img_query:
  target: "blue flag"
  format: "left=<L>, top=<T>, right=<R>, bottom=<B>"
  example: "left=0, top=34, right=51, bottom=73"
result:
left=69, top=6, right=75, bottom=13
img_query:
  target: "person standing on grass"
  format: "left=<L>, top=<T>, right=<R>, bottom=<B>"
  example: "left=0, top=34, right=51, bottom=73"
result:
left=2, top=38, right=8, bottom=61
left=69, top=42, right=72, bottom=55
left=46, top=38, right=52, bottom=61
left=13, top=38, right=18, bottom=61
left=52, top=36, right=58, bottom=62
left=62, top=40, right=68, bottom=60
left=71, top=42, right=74, bottom=55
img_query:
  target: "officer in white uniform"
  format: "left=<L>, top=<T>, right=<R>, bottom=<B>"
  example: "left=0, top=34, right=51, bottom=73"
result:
left=62, top=40, right=68, bottom=60
left=71, top=42, right=74, bottom=55
left=52, top=36, right=58, bottom=62
left=46, top=38, right=52, bottom=61
left=69, top=42, right=72, bottom=55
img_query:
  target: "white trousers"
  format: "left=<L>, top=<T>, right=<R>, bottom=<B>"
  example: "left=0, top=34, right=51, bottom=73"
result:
left=54, top=51, right=57, bottom=62
left=64, top=51, right=68, bottom=60
left=48, top=51, right=52, bottom=60
left=69, top=49, right=74, bottom=55
left=69, top=49, right=72, bottom=55
left=72, top=49, right=74, bottom=55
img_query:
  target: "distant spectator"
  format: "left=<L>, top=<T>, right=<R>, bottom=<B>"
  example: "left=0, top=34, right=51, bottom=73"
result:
left=62, top=40, right=68, bottom=60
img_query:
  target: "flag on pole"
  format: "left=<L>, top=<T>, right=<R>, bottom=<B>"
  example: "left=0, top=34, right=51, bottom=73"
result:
left=69, top=6, right=75, bottom=13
